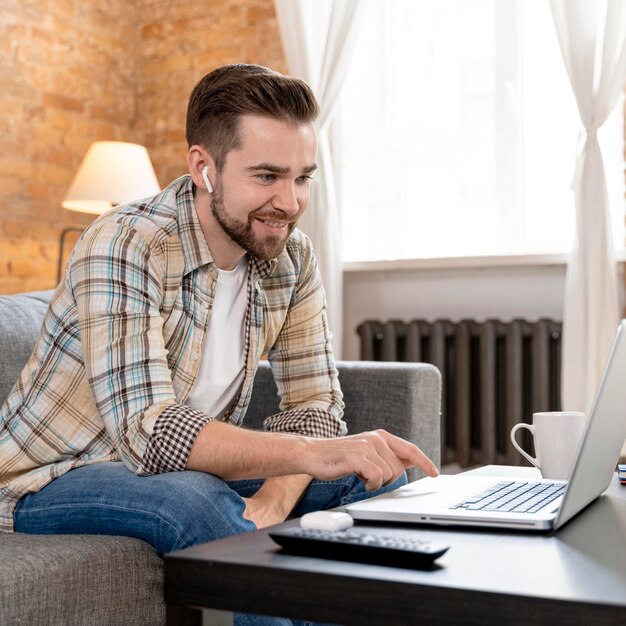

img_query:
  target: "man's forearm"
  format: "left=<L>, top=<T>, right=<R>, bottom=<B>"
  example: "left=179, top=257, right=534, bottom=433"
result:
left=186, top=420, right=439, bottom=491
left=253, top=474, right=313, bottom=512
left=186, top=420, right=309, bottom=478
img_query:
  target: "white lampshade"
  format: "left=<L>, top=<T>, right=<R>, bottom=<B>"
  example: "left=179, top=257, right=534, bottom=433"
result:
left=62, top=141, right=160, bottom=215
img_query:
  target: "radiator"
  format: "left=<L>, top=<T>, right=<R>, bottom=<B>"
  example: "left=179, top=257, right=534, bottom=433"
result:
left=357, top=319, right=562, bottom=467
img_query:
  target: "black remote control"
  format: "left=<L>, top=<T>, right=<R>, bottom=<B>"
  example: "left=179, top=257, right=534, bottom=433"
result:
left=269, top=527, right=449, bottom=568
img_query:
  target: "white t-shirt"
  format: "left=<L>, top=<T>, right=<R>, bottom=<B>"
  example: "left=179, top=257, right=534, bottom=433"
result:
left=186, top=259, right=249, bottom=418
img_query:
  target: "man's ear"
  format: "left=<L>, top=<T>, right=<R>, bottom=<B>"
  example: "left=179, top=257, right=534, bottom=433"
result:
left=188, top=146, right=216, bottom=193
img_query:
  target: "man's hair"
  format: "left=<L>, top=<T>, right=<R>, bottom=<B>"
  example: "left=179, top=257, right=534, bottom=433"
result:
left=186, top=64, right=319, bottom=171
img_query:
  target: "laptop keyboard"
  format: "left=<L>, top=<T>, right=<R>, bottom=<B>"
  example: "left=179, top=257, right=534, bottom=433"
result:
left=450, top=481, right=566, bottom=514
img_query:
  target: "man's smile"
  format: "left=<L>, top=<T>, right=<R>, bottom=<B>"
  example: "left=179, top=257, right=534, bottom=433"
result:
left=253, top=212, right=295, bottom=235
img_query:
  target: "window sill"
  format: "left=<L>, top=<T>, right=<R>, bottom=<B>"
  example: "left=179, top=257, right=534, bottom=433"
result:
left=343, top=250, right=626, bottom=273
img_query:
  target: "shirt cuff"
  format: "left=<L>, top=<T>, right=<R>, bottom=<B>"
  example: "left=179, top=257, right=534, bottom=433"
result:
left=139, top=404, right=212, bottom=474
left=263, top=407, right=347, bottom=438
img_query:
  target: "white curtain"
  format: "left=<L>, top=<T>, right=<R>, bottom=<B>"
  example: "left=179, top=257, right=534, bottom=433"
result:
left=550, top=1, right=626, bottom=423
left=274, top=0, right=365, bottom=358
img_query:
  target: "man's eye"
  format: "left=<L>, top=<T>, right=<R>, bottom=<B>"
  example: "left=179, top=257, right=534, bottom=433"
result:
left=258, top=174, right=276, bottom=182
left=296, top=175, right=313, bottom=184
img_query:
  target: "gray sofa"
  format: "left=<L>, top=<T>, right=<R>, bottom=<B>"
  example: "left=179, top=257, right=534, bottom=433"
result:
left=0, top=290, right=441, bottom=625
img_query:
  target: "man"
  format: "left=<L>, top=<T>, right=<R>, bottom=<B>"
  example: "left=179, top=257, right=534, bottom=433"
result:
left=0, top=65, right=437, bottom=560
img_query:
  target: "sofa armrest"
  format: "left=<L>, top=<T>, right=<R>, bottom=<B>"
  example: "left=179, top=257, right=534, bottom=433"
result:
left=246, top=361, right=441, bottom=481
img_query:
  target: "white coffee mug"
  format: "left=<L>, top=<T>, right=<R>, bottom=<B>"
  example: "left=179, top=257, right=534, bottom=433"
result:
left=510, top=411, right=586, bottom=480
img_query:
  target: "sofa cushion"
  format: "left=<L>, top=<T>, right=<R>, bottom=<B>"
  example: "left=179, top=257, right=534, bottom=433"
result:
left=0, top=290, right=53, bottom=406
left=0, top=533, right=164, bottom=625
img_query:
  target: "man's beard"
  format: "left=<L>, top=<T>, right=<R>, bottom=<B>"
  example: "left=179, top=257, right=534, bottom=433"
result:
left=210, top=181, right=298, bottom=261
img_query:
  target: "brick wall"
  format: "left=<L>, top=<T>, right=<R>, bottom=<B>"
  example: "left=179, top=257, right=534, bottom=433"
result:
left=136, top=0, right=285, bottom=187
left=0, top=0, right=284, bottom=294
left=0, top=1, right=138, bottom=293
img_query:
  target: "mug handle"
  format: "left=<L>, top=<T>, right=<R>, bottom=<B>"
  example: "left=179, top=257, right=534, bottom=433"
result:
left=510, top=423, right=539, bottom=469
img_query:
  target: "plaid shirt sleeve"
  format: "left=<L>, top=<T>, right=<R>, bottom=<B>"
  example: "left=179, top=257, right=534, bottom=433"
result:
left=265, top=236, right=347, bottom=438
left=70, top=219, right=211, bottom=474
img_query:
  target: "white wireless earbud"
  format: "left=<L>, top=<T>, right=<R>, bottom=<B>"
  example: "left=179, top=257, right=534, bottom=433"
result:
left=201, top=166, right=213, bottom=194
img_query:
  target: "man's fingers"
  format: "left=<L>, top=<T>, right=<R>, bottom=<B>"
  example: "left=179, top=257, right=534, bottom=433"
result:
left=401, top=445, right=439, bottom=476
left=375, top=440, right=407, bottom=484
left=356, top=434, right=411, bottom=488
left=356, top=457, right=387, bottom=491
left=401, top=443, right=439, bottom=476
left=379, top=431, right=439, bottom=477
left=308, top=430, right=439, bottom=488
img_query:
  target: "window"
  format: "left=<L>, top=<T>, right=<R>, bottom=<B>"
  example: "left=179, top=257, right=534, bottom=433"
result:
left=335, top=0, right=625, bottom=263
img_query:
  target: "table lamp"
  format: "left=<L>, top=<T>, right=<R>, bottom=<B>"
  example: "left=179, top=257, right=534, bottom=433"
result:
left=57, top=141, right=160, bottom=282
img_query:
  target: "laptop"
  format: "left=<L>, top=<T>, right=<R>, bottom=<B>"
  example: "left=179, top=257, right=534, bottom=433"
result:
left=347, top=320, right=626, bottom=531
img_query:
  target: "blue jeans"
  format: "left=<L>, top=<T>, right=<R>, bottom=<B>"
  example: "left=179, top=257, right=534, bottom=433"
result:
left=14, top=462, right=406, bottom=626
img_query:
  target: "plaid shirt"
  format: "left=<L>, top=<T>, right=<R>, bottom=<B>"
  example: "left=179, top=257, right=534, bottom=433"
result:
left=0, top=175, right=345, bottom=532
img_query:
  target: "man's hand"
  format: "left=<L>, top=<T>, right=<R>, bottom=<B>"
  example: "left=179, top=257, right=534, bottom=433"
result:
left=242, top=474, right=313, bottom=528
left=241, top=496, right=286, bottom=528
left=303, top=429, right=438, bottom=491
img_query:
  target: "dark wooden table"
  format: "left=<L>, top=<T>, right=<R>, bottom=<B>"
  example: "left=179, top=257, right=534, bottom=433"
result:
left=165, top=467, right=626, bottom=625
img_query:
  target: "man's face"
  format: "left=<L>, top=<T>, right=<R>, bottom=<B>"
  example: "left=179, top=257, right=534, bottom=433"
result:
left=209, top=115, right=317, bottom=261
